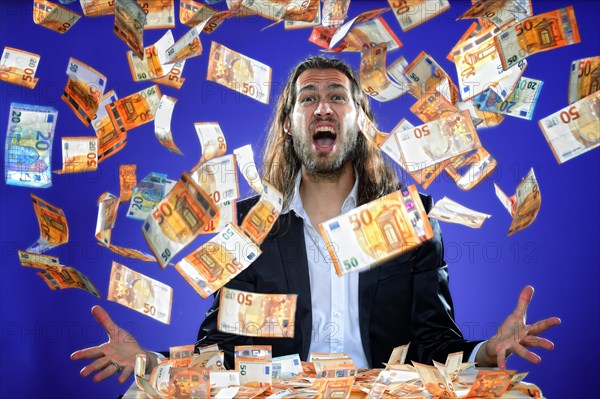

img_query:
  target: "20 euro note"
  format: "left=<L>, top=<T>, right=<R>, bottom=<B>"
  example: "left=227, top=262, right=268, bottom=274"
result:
left=494, top=168, right=541, bottom=236
left=319, top=186, right=434, bottom=276
left=0, top=47, right=40, bottom=89
left=127, top=172, right=176, bottom=220
left=143, top=172, right=218, bottom=268
left=218, top=287, right=297, bottom=338
left=106, top=85, right=162, bottom=133
left=495, top=6, right=581, bottom=70
left=538, top=90, right=599, bottom=164
left=114, top=0, right=146, bottom=59
left=388, top=0, right=450, bottom=32
left=108, top=261, right=172, bottom=324
left=207, top=42, right=272, bottom=104
left=175, top=223, right=261, bottom=298
left=33, top=0, right=81, bottom=33
left=5, top=103, right=57, bottom=188
left=477, top=76, right=543, bottom=120
left=568, top=56, right=600, bottom=105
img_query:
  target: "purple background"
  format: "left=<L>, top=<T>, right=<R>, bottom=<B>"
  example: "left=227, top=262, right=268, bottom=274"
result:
left=1, top=1, right=598, bottom=398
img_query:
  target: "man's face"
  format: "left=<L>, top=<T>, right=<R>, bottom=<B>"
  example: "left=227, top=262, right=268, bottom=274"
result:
left=287, top=68, right=359, bottom=175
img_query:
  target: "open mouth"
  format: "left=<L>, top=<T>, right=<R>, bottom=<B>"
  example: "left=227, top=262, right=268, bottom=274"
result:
left=312, top=125, right=337, bottom=152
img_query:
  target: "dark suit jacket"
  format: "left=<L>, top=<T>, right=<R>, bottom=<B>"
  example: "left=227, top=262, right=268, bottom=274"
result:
left=197, top=194, right=480, bottom=369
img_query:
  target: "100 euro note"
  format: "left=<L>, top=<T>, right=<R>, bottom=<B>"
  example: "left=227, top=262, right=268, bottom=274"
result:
left=0, top=47, right=40, bottom=89
left=143, top=172, right=218, bottom=268
left=108, top=261, right=172, bottom=323
left=5, top=103, right=57, bottom=188
left=319, top=186, right=434, bottom=276
left=538, top=90, right=599, bottom=164
left=206, top=42, right=272, bottom=104
left=218, top=287, right=297, bottom=338
left=175, top=223, right=261, bottom=298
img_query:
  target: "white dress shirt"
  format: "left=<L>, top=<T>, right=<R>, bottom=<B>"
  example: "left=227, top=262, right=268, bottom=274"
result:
left=280, top=171, right=483, bottom=367
left=284, top=171, right=369, bottom=368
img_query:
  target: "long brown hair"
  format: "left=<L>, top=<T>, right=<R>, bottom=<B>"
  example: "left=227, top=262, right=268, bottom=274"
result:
left=262, top=56, right=400, bottom=210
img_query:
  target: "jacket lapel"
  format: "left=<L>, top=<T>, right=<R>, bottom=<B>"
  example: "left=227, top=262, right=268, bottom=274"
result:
left=359, top=267, right=380, bottom=367
left=276, top=212, right=312, bottom=360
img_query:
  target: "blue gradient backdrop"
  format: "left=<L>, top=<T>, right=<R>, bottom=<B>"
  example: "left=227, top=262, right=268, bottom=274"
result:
left=1, top=1, right=598, bottom=398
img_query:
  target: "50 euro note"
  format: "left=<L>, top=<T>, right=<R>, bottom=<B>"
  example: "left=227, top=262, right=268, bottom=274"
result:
left=237, top=356, right=273, bottom=385
left=106, top=85, right=162, bottom=133
left=127, top=172, right=176, bottom=220
left=322, top=0, right=350, bottom=26
left=327, top=11, right=403, bottom=53
left=428, top=197, right=491, bottom=229
left=127, top=30, right=175, bottom=82
left=119, top=164, right=137, bottom=203
left=92, top=90, right=128, bottom=163
left=33, top=0, right=81, bottom=33
left=207, top=42, right=272, bottom=104
left=495, top=168, right=541, bottom=236
left=241, top=180, right=283, bottom=245
left=218, top=287, right=297, bottom=338
left=27, top=194, right=69, bottom=254
left=114, top=0, right=146, bottom=59
left=191, top=154, right=240, bottom=205
left=444, top=147, right=497, bottom=191
left=284, top=0, right=321, bottom=30
left=4, top=103, right=57, bottom=188
left=80, top=0, right=115, bottom=17
left=154, top=95, right=183, bottom=154
left=143, top=172, right=219, bottom=268
left=55, top=136, right=98, bottom=174
left=37, top=266, right=101, bottom=298
left=140, top=0, right=175, bottom=29
left=62, top=57, right=107, bottom=126
left=495, top=6, right=581, bottom=70
left=404, top=50, right=458, bottom=103
left=0, top=47, right=40, bottom=89
left=152, top=59, right=186, bottom=89
left=360, top=43, right=408, bottom=102
left=458, top=0, right=530, bottom=28
left=319, top=186, right=434, bottom=276
left=108, top=261, right=172, bottom=324
left=175, top=223, right=261, bottom=298
left=194, top=122, right=227, bottom=167
left=395, top=111, right=481, bottom=171
left=568, top=56, right=600, bottom=105
left=538, top=90, right=599, bottom=163
left=388, top=0, right=450, bottom=32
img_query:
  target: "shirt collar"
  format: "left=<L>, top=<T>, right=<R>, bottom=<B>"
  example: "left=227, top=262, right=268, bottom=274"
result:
left=283, top=168, right=359, bottom=220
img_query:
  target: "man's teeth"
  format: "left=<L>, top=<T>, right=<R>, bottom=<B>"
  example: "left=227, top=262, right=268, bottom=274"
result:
left=315, top=126, right=335, bottom=133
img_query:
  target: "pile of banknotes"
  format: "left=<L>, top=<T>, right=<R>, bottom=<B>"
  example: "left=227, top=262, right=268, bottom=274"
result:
left=131, top=343, right=543, bottom=399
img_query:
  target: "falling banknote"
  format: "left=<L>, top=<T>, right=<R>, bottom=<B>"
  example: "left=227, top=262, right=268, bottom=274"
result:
left=207, top=42, right=272, bottom=104
left=142, top=0, right=175, bottom=30
left=119, top=164, right=137, bottom=203
left=143, top=172, right=218, bottom=268
left=114, top=0, right=147, bottom=59
left=568, top=56, right=600, bottom=105
left=154, top=95, right=183, bottom=154
left=5, top=103, right=57, bottom=188
left=62, top=57, right=107, bottom=126
left=27, top=194, right=69, bottom=254
left=175, top=223, right=261, bottom=298
left=538, top=90, right=599, bottom=163
left=495, top=6, right=581, bottom=70
left=55, top=136, right=98, bottom=174
left=218, top=287, right=297, bottom=338
left=494, top=168, right=541, bottom=236
left=476, top=77, right=544, bottom=120
left=127, top=172, right=176, bottom=221
left=80, top=0, right=115, bottom=17
left=106, top=85, right=162, bottom=133
left=387, top=0, right=450, bottom=32
left=33, top=0, right=81, bottom=33
left=428, top=197, right=491, bottom=228
left=319, top=186, right=434, bottom=276
left=108, top=261, right=172, bottom=324
left=93, top=90, right=128, bottom=163
left=37, top=266, right=101, bottom=298
left=0, top=47, right=40, bottom=89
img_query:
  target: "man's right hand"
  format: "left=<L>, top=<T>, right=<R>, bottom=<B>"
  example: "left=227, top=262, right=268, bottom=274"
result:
left=70, top=305, right=158, bottom=384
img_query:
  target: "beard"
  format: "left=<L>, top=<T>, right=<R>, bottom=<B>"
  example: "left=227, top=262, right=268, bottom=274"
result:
left=290, top=120, right=358, bottom=179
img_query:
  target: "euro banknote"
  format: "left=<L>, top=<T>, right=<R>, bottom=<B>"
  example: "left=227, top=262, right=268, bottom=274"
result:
left=0, top=47, right=40, bottom=89
left=428, top=197, right=491, bottom=229
left=114, top=0, right=146, bottom=59
left=494, top=168, right=541, bottom=236
left=568, top=56, right=600, bottom=105
left=62, top=57, right=107, bottom=126
left=56, top=136, right=98, bottom=174
left=33, top=0, right=81, bottom=33
left=106, top=85, right=162, bottom=133
left=27, top=194, right=69, bottom=253
left=154, top=95, right=183, bottom=154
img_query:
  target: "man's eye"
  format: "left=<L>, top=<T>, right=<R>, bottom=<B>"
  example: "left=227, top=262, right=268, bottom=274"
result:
left=301, top=96, right=315, bottom=103
left=332, top=94, right=346, bottom=102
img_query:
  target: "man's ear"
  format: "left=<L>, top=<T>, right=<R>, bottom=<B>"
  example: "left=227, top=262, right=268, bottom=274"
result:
left=283, top=118, right=291, bottom=136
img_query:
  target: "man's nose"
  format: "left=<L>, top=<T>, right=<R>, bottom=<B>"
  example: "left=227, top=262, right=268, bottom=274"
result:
left=314, top=99, right=333, bottom=117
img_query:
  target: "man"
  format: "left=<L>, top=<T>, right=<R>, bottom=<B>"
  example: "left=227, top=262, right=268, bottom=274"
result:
left=71, top=56, right=560, bottom=384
